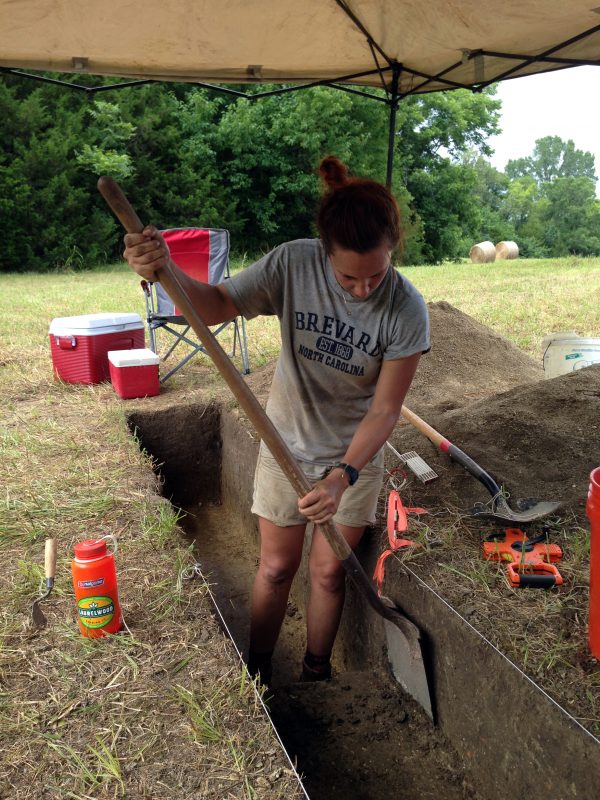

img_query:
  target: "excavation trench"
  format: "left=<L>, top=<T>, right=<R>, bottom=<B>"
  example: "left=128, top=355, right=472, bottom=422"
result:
left=128, top=399, right=600, bottom=800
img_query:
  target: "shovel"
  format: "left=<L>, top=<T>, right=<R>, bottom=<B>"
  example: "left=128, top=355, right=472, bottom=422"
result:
left=400, top=406, right=561, bottom=524
left=98, top=176, right=433, bottom=720
left=31, top=538, right=57, bottom=627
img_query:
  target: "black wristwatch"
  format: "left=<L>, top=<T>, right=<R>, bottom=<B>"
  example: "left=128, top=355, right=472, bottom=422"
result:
left=332, top=462, right=360, bottom=486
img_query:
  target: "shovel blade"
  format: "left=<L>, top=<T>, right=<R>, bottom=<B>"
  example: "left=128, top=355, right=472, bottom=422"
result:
left=31, top=586, right=52, bottom=628
left=384, top=614, right=433, bottom=721
left=31, top=599, right=48, bottom=628
left=472, top=496, right=562, bottom=524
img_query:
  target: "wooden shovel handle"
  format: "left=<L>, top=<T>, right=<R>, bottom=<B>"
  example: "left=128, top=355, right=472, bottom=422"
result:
left=400, top=406, right=448, bottom=450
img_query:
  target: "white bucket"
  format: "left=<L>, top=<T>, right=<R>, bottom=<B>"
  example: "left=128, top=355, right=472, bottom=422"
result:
left=542, top=332, right=600, bottom=379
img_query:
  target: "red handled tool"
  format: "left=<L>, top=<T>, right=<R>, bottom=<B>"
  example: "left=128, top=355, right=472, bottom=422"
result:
left=400, top=406, right=561, bottom=524
left=483, top=528, right=563, bottom=588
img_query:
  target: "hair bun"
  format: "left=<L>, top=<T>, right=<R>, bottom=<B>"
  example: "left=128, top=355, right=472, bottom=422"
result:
left=318, top=156, right=350, bottom=191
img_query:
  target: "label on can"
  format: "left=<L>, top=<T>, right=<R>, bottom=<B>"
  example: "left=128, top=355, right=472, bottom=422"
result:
left=77, top=596, right=115, bottom=629
left=77, top=578, right=105, bottom=588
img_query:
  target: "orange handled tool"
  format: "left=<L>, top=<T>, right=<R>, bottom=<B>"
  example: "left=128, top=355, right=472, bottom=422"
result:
left=483, top=528, right=563, bottom=588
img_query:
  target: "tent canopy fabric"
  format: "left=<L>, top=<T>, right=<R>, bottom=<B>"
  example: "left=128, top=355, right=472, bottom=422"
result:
left=1, top=1, right=599, bottom=95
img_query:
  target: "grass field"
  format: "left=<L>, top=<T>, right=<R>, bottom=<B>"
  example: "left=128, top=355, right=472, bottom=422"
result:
left=1, top=255, right=599, bottom=798
left=0, top=262, right=307, bottom=798
left=404, top=255, right=600, bottom=354
left=3, top=254, right=599, bottom=370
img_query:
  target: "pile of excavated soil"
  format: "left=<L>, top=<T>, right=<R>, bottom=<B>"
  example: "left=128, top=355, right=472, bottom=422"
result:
left=405, top=301, right=543, bottom=414
left=391, top=373, right=600, bottom=523
left=245, top=301, right=544, bottom=413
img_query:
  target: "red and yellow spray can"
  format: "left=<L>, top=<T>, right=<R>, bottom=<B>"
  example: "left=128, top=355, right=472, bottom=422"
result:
left=71, top=536, right=123, bottom=637
left=587, top=467, right=600, bottom=659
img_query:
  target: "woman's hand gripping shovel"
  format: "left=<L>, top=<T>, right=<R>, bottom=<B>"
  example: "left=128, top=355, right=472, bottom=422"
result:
left=97, top=177, right=433, bottom=721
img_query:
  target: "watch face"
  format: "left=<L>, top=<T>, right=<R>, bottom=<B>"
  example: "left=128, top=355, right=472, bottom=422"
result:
left=339, top=463, right=359, bottom=485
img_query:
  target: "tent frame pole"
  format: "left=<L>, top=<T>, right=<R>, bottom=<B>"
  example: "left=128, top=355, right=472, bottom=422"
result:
left=385, top=64, right=401, bottom=188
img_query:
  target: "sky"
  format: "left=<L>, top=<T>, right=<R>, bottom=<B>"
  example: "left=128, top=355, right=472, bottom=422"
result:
left=487, top=66, right=600, bottom=193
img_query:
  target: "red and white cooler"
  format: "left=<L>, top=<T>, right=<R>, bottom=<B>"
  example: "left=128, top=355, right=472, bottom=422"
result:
left=49, top=313, right=145, bottom=385
left=108, top=348, right=160, bottom=399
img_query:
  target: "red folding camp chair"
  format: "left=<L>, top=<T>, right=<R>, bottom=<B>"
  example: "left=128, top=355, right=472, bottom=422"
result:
left=141, top=227, right=250, bottom=382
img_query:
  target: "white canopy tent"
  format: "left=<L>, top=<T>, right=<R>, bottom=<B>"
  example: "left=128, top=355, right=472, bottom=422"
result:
left=1, top=0, right=599, bottom=181
left=2, top=0, right=599, bottom=91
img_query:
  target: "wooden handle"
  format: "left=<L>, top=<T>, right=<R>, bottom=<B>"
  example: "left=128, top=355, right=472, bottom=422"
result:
left=98, top=177, right=351, bottom=562
left=44, top=538, right=57, bottom=581
left=401, top=405, right=448, bottom=450
left=401, top=405, right=502, bottom=496
left=97, top=176, right=145, bottom=234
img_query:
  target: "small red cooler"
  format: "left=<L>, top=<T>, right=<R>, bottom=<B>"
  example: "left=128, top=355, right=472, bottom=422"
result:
left=108, top=348, right=160, bottom=399
left=49, top=313, right=145, bottom=384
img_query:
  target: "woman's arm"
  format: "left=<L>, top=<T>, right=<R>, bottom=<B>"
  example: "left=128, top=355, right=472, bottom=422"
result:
left=298, top=352, right=422, bottom=523
left=339, top=352, right=422, bottom=471
left=123, top=225, right=240, bottom=325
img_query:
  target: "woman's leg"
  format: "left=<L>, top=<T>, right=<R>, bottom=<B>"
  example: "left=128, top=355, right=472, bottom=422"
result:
left=249, top=517, right=306, bottom=657
left=305, top=523, right=366, bottom=661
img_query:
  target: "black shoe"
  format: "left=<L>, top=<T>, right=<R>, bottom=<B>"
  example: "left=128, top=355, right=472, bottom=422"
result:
left=299, top=657, right=332, bottom=682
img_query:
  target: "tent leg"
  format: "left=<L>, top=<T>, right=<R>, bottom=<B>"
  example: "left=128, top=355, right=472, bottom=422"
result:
left=386, top=65, right=401, bottom=188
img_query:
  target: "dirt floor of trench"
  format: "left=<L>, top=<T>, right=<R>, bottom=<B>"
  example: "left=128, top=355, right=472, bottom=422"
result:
left=182, top=503, right=479, bottom=800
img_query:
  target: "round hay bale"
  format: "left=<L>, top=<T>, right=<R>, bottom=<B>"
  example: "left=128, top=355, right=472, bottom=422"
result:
left=469, top=241, right=496, bottom=263
left=495, top=240, right=519, bottom=260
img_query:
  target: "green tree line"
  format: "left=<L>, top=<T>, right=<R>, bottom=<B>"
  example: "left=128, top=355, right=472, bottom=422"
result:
left=1, top=73, right=598, bottom=272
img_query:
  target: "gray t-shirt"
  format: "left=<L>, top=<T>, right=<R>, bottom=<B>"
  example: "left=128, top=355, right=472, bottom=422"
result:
left=227, top=239, right=430, bottom=463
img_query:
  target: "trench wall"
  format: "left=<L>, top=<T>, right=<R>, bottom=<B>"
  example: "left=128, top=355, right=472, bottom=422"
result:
left=130, top=400, right=600, bottom=800
left=128, top=402, right=222, bottom=508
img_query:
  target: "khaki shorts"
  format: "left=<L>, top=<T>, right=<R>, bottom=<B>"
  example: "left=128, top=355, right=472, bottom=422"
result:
left=251, top=445, right=385, bottom=528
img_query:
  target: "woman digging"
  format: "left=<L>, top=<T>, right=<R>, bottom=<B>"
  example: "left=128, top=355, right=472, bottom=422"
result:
left=124, top=156, right=430, bottom=684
